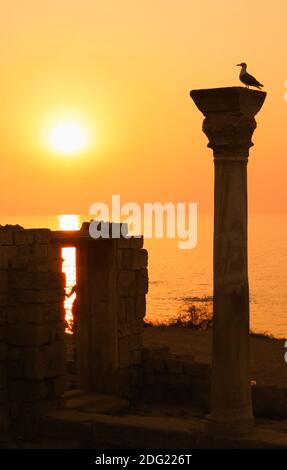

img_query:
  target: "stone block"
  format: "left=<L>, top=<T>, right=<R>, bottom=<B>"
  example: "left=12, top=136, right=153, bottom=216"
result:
left=138, top=249, right=148, bottom=268
left=55, top=321, right=66, bottom=341
left=117, top=247, right=147, bottom=270
left=45, top=341, right=66, bottom=377
left=127, top=335, right=134, bottom=352
left=23, top=256, right=59, bottom=273
left=144, top=369, right=156, bottom=385
left=118, top=299, right=127, bottom=323
left=136, top=269, right=148, bottom=294
left=9, top=271, right=65, bottom=290
left=172, top=373, right=190, bottom=391
left=49, top=259, right=63, bottom=272
left=0, top=326, right=5, bottom=341
left=117, top=237, right=133, bottom=249
left=0, top=363, right=7, bottom=389
left=34, top=229, right=51, bottom=244
left=52, top=376, right=66, bottom=397
left=125, top=297, right=136, bottom=323
left=133, top=350, right=142, bottom=365
left=118, top=249, right=137, bottom=270
left=47, top=244, right=62, bottom=260
left=118, top=323, right=132, bottom=338
left=183, top=361, right=211, bottom=376
left=8, top=255, right=29, bottom=270
left=14, top=288, right=64, bottom=303
left=0, top=389, right=8, bottom=402
left=136, top=294, right=146, bottom=319
left=17, top=246, right=31, bottom=256
left=43, top=303, right=65, bottom=323
left=9, top=380, right=48, bottom=402
left=0, top=342, right=7, bottom=360
left=0, top=230, right=13, bottom=245
left=0, top=308, right=6, bottom=325
left=18, top=244, right=48, bottom=256
left=132, top=319, right=144, bottom=334
left=118, top=298, right=134, bottom=324
left=7, top=325, right=51, bottom=346
left=191, top=376, right=211, bottom=410
left=0, top=405, right=9, bottom=432
left=9, top=304, right=44, bottom=324
left=23, top=341, right=65, bottom=380
left=0, top=271, right=8, bottom=293
left=7, top=361, right=23, bottom=379
left=7, top=306, right=15, bottom=323
left=10, top=255, right=62, bottom=273
left=119, top=351, right=133, bottom=369
left=128, top=368, right=139, bottom=386
left=128, top=334, right=142, bottom=351
left=166, top=357, right=184, bottom=375
left=130, top=236, right=144, bottom=249
left=152, top=356, right=166, bottom=373
left=118, top=271, right=136, bottom=297
left=252, top=385, right=287, bottom=419
left=14, top=229, right=34, bottom=245
left=0, top=294, right=8, bottom=306
left=8, top=347, right=21, bottom=361
left=0, top=245, right=18, bottom=269
left=117, top=249, right=132, bottom=269
left=22, top=347, right=45, bottom=380
left=119, top=337, right=129, bottom=356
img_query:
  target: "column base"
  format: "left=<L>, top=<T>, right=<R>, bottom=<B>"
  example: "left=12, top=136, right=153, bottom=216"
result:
left=202, top=411, right=254, bottom=438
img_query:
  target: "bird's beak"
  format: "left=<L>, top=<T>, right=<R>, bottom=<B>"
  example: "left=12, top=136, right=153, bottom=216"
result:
left=236, top=63, right=241, bottom=66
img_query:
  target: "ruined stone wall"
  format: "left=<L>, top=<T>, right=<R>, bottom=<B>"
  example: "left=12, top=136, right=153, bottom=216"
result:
left=0, top=228, right=66, bottom=437
left=140, top=348, right=211, bottom=410
left=116, top=236, right=148, bottom=396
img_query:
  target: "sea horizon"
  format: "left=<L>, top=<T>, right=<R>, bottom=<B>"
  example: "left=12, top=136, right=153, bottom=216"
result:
left=1, top=211, right=286, bottom=339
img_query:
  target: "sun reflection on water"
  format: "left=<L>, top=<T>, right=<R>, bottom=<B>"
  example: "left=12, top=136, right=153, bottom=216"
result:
left=58, top=214, right=80, bottom=334
left=62, top=247, right=76, bottom=334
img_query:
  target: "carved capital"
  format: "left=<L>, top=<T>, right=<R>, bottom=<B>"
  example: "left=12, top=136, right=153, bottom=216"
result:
left=203, top=114, right=256, bottom=160
left=190, top=87, right=266, bottom=161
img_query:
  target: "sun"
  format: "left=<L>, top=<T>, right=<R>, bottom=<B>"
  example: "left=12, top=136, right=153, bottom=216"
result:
left=48, top=121, right=88, bottom=155
left=58, top=214, right=80, bottom=230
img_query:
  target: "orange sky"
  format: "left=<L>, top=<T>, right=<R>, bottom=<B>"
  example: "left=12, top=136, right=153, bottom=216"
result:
left=1, top=0, right=287, bottom=215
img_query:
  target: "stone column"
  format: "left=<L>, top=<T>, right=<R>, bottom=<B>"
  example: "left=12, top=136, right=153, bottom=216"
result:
left=190, top=87, right=266, bottom=436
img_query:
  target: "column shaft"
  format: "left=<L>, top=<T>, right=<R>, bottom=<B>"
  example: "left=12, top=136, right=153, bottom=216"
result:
left=190, top=87, right=266, bottom=436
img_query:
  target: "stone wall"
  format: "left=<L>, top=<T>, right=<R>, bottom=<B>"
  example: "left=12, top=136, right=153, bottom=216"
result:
left=139, top=347, right=211, bottom=409
left=0, top=224, right=149, bottom=439
left=139, top=347, right=287, bottom=419
left=0, top=228, right=66, bottom=438
left=116, top=236, right=148, bottom=397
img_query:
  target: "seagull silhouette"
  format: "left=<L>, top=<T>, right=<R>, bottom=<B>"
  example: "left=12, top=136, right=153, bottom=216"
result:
left=236, top=62, right=263, bottom=89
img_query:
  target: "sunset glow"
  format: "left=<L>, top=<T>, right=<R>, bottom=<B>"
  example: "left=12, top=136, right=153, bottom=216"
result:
left=48, top=122, right=88, bottom=155
left=2, top=1, right=286, bottom=214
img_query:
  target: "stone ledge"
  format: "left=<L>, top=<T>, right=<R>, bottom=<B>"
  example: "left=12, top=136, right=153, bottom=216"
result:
left=190, top=87, right=266, bottom=117
left=40, top=408, right=287, bottom=449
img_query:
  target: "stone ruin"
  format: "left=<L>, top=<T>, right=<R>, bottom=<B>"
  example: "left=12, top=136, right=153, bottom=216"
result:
left=0, top=223, right=148, bottom=438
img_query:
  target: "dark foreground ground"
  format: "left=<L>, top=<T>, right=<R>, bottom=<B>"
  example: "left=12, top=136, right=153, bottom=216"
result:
left=3, top=327, right=287, bottom=449
left=143, top=327, right=287, bottom=387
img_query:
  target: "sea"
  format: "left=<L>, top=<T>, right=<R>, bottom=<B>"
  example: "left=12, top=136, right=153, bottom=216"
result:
left=1, top=213, right=286, bottom=339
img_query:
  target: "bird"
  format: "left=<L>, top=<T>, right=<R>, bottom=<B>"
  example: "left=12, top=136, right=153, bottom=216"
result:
left=236, top=62, right=263, bottom=89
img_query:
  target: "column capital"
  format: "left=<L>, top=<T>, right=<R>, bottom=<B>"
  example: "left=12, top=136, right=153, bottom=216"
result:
left=190, top=87, right=266, bottom=160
